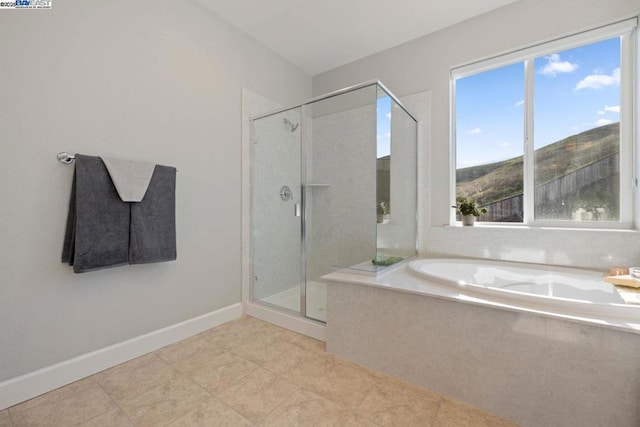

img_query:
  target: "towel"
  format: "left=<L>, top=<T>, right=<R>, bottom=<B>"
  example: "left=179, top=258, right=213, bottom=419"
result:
left=62, top=155, right=177, bottom=272
left=129, top=165, right=177, bottom=264
left=101, top=156, right=156, bottom=202
left=62, top=154, right=130, bottom=272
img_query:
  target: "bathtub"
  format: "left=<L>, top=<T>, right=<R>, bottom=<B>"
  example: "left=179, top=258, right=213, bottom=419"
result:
left=408, top=258, right=640, bottom=321
left=324, top=258, right=640, bottom=426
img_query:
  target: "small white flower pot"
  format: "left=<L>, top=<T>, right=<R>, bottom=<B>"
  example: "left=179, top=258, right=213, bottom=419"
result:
left=462, top=215, right=476, bottom=226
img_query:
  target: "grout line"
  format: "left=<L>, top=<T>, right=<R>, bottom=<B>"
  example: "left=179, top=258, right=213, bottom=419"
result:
left=431, top=396, right=445, bottom=424
left=6, top=378, right=102, bottom=426
left=88, top=381, right=135, bottom=427
left=93, top=353, right=173, bottom=404
left=181, top=366, right=254, bottom=426
left=6, top=408, right=15, bottom=427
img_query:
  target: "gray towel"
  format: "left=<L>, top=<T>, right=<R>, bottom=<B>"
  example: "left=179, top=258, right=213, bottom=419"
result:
left=62, top=154, right=130, bottom=272
left=62, top=155, right=177, bottom=272
left=129, top=165, right=177, bottom=264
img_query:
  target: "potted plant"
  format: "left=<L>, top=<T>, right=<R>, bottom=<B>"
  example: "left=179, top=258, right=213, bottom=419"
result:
left=377, top=201, right=390, bottom=224
left=453, top=198, right=487, bottom=226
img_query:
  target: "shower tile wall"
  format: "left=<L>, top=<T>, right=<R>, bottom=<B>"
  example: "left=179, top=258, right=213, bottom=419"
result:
left=306, top=104, right=377, bottom=283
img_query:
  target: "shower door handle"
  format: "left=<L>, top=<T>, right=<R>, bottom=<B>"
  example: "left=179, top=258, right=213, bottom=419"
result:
left=294, top=203, right=301, bottom=217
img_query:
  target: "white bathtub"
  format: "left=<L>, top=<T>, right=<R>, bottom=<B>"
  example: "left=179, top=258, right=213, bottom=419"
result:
left=408, top=258, right=640, bottom=321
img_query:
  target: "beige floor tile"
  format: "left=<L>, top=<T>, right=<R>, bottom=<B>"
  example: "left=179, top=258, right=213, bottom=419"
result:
left=262, top=388, right=351, bottom=427
left=369, top=371, right=449, bottom=406
left=214, top=368, right=300, bottom=422
left=9, top=385, right=115, bottom=426
left=165, top=343, right=229, bottom=376
left=231, top=338, right=302, bottom=365
left=8, top=376, right=97, bottom=416
left=203, top=321, right=277, bottom=352
left=257, top=321, right=310, bottom=342
left=0, top=410, right=12, bottom=427
left=119, top=375, right=212, bottom=427
left=354, top=376, right=442, bottom=426
left=155, top=333, right=225, bottom=364
left=433, top=398, right=518, bottom=427
left=261, top=344, right=320, bottom=375
left=229, top=330, right=278, bottom=353
left=282, top=332, right=326, bottom=353
left=187, top=351, right=260, bottom=395
left=167, top=397, right=252, bottom=427
left=285, top=354, right=377, bottom=409
left=344, top=413, right=382, bottom=426
left=77, top=407, right=134, bottom=427
left=94, top=354, right=183, bottom=403
left=200, top=328, right=251, bottom=351
left=206, top=316, right=270, bottom=338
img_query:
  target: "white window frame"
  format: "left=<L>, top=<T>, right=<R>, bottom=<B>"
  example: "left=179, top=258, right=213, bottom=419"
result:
left=450, top=18, right=637, bottom=229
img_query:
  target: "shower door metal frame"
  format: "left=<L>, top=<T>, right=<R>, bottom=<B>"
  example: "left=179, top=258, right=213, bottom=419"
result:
left=250, top=80, right=417, bottom=124
left=299, top=104, right=308, bottom=319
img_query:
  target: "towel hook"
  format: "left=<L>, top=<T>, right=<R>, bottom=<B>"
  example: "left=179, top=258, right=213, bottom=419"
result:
left=57, top=152, right=75, bottom=164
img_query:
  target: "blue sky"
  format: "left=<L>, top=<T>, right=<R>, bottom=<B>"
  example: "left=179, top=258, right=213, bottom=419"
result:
left=456, top=37, right=621, bottom=168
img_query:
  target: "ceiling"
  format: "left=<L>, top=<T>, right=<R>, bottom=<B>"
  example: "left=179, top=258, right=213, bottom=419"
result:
left=197, top=0, right=520, bottom=76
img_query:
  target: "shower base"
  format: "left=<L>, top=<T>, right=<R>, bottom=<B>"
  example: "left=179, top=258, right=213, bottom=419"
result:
left=260, top=281, right=327, bottom=322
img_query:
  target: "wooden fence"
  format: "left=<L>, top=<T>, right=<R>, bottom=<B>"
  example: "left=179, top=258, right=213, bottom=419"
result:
left=476, top=153, right=619, bottom=222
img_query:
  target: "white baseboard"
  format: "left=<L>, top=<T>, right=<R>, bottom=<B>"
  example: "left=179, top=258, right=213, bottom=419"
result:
left=0, top=303, right=242, bottom=411
left=246, top=302, right=326, bottom=342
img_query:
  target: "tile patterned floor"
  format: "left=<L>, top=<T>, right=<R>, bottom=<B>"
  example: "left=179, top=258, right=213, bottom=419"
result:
left=3, top=316, right=517, bottom=426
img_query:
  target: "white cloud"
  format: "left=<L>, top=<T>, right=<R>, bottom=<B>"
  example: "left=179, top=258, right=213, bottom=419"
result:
left=539, top=53, right=579, bottom=76
left=514, top=99, right=524, bottom=107
left=575, top=68, right=620, bottom=91
left=595, top=118, right=614, bottom=126
left=501, top=141, right=511, bottom=147
left=386, top=112, right=391, bottom=119
left=468, top=128, right=482, bottom=135
left=596, top=105, right=620, bottom=117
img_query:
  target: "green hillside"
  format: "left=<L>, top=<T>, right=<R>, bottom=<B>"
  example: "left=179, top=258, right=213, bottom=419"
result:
left=456, top=122, right=620, bottom=207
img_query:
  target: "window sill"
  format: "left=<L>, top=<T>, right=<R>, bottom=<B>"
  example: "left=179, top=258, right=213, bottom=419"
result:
left=444, top=223, right=639, bottom=233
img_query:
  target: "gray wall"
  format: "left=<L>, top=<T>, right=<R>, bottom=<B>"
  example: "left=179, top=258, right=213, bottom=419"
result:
left=0, top=0, right=311, bottom=381
left=313, top=0, right=640, bottom=270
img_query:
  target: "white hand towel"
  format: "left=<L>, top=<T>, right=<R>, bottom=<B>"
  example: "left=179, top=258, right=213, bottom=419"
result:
left=101, top=157, right=156, bottom=202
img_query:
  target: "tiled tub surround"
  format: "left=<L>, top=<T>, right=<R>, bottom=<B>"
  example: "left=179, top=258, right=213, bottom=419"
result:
left=325, top=263, right=640, bottom=427
left=3, top=317, right=514, bottom=426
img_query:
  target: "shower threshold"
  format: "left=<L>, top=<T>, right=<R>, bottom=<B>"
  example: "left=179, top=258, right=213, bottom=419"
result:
left=259, top=281, right=327, bottom=322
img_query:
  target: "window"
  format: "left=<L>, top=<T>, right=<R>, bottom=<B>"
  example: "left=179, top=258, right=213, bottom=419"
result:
left=451, top=19, right=636, bottom=227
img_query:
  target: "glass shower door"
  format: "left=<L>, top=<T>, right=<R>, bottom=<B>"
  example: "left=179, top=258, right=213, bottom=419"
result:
left=252, top=108, right=302, bottom=314
left=304, top=84, right=379, bottom=322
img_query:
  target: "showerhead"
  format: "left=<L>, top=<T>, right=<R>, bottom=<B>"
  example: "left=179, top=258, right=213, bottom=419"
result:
left=283, top=118, right=299, bottom=132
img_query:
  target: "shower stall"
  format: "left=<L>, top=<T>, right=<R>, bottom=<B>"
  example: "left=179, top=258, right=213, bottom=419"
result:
left=250, top=81, right=417, bottom=323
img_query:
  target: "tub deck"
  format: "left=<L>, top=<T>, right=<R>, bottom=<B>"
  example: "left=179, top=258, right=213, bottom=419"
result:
left=324, top=258, right=640, bottom=427
left=326, top=258, right=640, bottom=333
